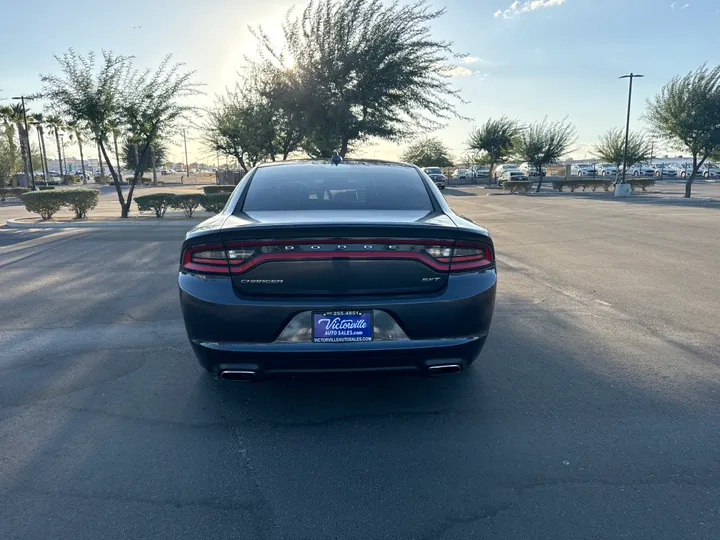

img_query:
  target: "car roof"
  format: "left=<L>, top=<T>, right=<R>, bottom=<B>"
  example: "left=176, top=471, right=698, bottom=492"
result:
left=256, top=158, right=415, bottom=170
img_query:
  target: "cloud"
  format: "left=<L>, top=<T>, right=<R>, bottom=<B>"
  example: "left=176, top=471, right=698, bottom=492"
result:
left=444, top=66, right=473, bottom=77
left=670, top=1, right=690, bottom=8
left=463, top=56, right=482, bottom=64
left=494, top=0, right=566, bottom=19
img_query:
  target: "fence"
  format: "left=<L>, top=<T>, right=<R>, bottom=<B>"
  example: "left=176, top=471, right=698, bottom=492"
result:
left=216, top=170, right=245, bottom=185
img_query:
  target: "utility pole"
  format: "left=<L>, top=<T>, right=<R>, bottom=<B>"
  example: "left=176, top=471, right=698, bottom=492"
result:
left=619, top=73, right=644, bottom=184
left=183, top=129, right=190, bottom=184
left=12, top=96, right=35, bottom=190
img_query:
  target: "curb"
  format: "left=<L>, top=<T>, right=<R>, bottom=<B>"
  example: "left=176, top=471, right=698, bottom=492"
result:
left=6, top=218, right=202, bottom=229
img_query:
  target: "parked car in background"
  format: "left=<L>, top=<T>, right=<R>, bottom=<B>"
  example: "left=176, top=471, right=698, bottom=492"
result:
left=652, top=163, right=677, bottom=177
left=493, top=164, right=520, bottom=178
left=699, top=163, right=720, bottom=178
left=452, top=169, right=471, bottom=179
left=422, top=167, right=446, bottom=189
left=624, top=163, right=655, bottom=177
left=571, top=163, right=597, bottom=176
left=499, top=171, right=529, bottom=182
left=595, top=163, right=618, bottom=176
left=471, top=167, right=490, bottom=178
left=518, top=162, right=546, bottom=177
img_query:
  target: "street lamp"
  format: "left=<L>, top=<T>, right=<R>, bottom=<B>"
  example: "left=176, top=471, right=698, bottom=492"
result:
left=11, top=95, right=36, bottom=190
left=618, top=73, right=644, bottom=186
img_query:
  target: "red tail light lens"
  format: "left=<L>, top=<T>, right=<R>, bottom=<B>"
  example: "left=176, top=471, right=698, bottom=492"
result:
left=449, top=242, right=494, bottom=272
left=181, top=244, right=229, bottom=274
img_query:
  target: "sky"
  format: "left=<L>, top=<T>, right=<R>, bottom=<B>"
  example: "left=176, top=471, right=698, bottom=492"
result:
left=2, top=0, right=719, bottom=164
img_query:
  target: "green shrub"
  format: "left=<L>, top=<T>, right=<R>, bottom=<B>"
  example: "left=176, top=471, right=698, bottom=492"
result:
left=201, top=192, right=231, bottom=213
left=203, top=185, right=235, bottom=195
left=63, top=189, right=99, bottom=219
left=135, top=193, right=177, bottom=217
left=501, top=180, right=533, bottom=193
left=38, top=185, right=56, bottom=191
left=172, top=193, right=204, bottom=218
left=21, top=191, right=66, bottom=220
left=0, top=187, right=30, bottom=200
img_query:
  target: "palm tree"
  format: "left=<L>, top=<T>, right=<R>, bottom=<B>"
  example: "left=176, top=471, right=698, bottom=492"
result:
left=67, top=119, right=88, bottom=184
left=45, top=114, right=65, bottom=179
left=3, top=104, right=31, bottom=182
left=0, top=106, right=19, bottom=175
left=31, top=113, right=50, bottom=184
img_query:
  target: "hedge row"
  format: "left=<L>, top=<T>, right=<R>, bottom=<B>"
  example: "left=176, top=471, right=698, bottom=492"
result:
left=0, top=187, right=31, bottom=201
left=552, top=179, right=614, bottom=192
left=21, top=189, right=99, bottom=220
left=551, top=178, right=655, bottom=192
left=501, top=180, right=533, bottom=193
left=135, top=192, right=231, bottom=217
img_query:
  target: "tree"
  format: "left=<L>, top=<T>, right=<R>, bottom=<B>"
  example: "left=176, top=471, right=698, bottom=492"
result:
left=1, top=104, right=31, bottom=182
left=0, top=139, right=14, bottom=187
left=593, top=128, right=651, bottom=178
left=31, top=113, right=51, bottom=182
left=253, top=0, right=462, bottom=157
left=45, top=114, right=66, bottom=178
left=514, top=118, right=577, bottom=192
left=0, top=107, right=19, bottom=175
left=645, top=64, right=720, bottom=197
left=117, top=56, right=200, bottom=213
left=122, top=140, right=166, bottom=173
left=400, top=137, right=453, bottom=167
left=66, top=119, right=88, bottom=184
left=204, top=65, right=305, bottom=170
left=41, top=50, right=200, bottom=217
left=467, top=117, right=521, bottom=179
left=204, top=85, right=274, bottom=172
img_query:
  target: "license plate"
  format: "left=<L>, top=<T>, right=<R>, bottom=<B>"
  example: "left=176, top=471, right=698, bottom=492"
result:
left=312, top=311, right=373, bottom=343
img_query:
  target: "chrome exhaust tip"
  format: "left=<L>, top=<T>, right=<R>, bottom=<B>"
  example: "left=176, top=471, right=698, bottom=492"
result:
left=219, top=370, right=256, bottom=382
left=427, top=364, right=463, bottom=376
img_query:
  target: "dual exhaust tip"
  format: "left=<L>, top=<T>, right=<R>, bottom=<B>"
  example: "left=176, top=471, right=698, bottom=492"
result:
left=219, top=363, right=463, bottom=381
left=427, top=363, right=463, bottom=376
left=219, top=370, right=256, bottom=382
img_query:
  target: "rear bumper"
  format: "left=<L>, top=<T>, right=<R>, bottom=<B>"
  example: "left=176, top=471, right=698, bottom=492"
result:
left=190, top=336, right=487, bottom=377
left=179, top=270, right=496, bottom=377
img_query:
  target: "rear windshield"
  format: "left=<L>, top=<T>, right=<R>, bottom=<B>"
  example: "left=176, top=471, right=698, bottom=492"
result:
left=240, top=164, right=433, bottom=211
left=423, top=168, right=442, bottom=174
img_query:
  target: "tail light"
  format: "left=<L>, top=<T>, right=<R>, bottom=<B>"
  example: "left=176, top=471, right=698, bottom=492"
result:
left=181, top=239, right=494, bottom=275
left=181, top=244, right=230, bottom=275
left=448, top=242, right=494, bottom=272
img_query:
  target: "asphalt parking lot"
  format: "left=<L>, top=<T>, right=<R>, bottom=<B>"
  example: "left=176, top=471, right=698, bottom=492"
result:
left=1, top=189, right=719, bottom=539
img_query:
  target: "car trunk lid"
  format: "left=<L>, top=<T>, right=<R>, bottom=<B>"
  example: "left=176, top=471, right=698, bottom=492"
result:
left=220, top=211, right=458, bottom=296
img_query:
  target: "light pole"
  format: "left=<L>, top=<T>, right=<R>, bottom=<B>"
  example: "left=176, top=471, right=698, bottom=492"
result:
left=11, top=96, right=36, bottom=190
left=619, top=73, right=643, bottom=185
